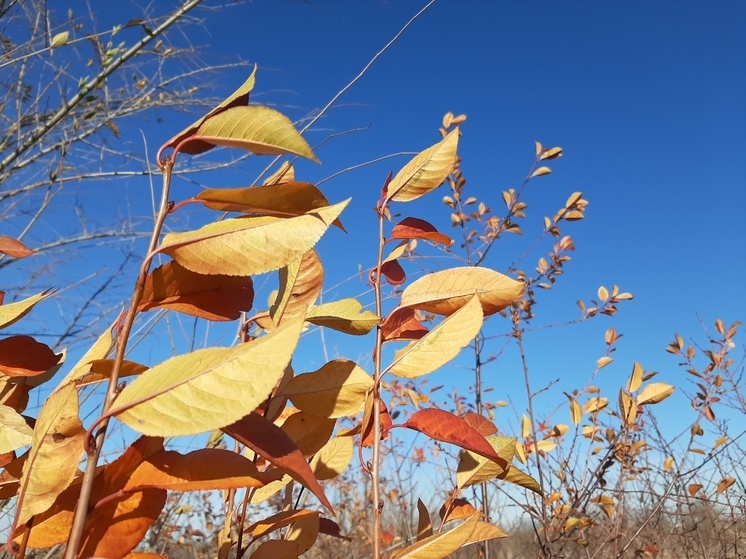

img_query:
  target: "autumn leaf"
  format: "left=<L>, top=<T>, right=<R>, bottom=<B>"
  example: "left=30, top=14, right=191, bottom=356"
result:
left=390, top=217, right=453, bottom=247
left=54, top=318, right=117, bottom=387
left=0, top=290, right=53, bottom=330
left=405, top=408, right=508, bottom=469
left=0, top=405, right=33, bottom=453
left=270, top=249, right=323, bottom=327
left=249, top=509, right=317, bottom=540
left=123, top=448, right=282, bottom=492
left=73, top=359, right=147, bottom=388
left=417, top=499, right=433, bottom=540
left=15, top=384, right=84, bottom=526
left=0, top=336, right=62, bottom=377
left=627, top=362, right=644, bottom=393
left=388, top=295, right=483, bottom=378
left=391, top=512, right=478, bottom=559
left=387, top=128, right=459, bottom=203
left=196, top=182, right=343, bottom=229
left=250, top=540, right=299, bottom=559
left=310, top=437, right=354, bottom=480
left=0, top=236, right=34, bottom=258
left=306, top=298, right=379, bottom=335
left=381, top=307, right=429, bottom=343
left=400, top=267, right=523, bottom=316
left=279, top=359, right=373, bottom=418
left=637, top=383, right=675, bottom=405
left=159, top=200, right=348, bottom=276
left=110, top=319, right=303, bottom=437
left=139, top=260, right=254, bottom=321
left=285, top=509, right=320, bottom=555
left=191, top=105, right=318, bottom=162
left=281, top=411, right=336, bottom=457
left=464, top=521, right=508, bottom=545
left=440, top=498, right=479, bottom=522
left=461, top=412, right=497, bottom=436
left=163, top=65, right=257, bottom=154
left=223, top=412, right=333, bottom=512
left=456, top=436, right=515, bottom=489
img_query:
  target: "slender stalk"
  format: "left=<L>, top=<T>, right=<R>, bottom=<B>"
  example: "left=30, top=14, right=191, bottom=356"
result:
left=62, top=158, right=174, bottom=559
left=371, top=203, right=387, bottom=559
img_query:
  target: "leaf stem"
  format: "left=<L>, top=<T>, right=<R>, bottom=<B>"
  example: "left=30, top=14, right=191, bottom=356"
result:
left=62, top=158, right=175, bottom=559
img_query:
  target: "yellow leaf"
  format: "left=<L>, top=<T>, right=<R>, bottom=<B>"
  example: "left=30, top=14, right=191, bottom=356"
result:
left=663, top=457, right=674, bottom=471
left=263, top=161, right=295, bottom=185
left=159, top=200, right=348, bottom=276
left=388, top=295, right=483, bottom=378
left=16, top=384, right=84, bottom=525
left=597, top=286, right=609, bottom=301
left=596, top=356, right=613, bottom=370
left=618, top=389, right=637, bottom=425
left=270, top=250, right=324, bottom=327
left=539, top=147, right=563, bottom=161
left=717, top=477, right=735, bottom=494
left=456, top=436, right=516, bottom=489
left=569, top=398, right=582, bottom=426
left=0, top=405, right=33, bottom=453
left=534, top=440, right=557, bottom=453
left=400, top=267, right=523, bottom=316
left=0, top=290, right=53, bottom=330
left=285, top=510, right=320, bottom=555
left=391, top=513, right=479, bottom=559
left=500, top=465, right=541, bottom=495
left=688, top=484, right=702, bottom=496
left=249, top=473, right=292, bottom=505
left=534, top=141, right=542, bottom=156
left=714, top=435, right=728, bottom=449
left=195, top=105, right=318, bottom=162
left=280, top=359, right=372, bottom=418
left=521, top=414, right=531, bottom=439
left=388, top=129, right=459, bottom=203
left=305, top=298, right=379, bottom=335
left=55, top=320, right=116, bottom=388
left=51, top=31, right=69, bottom=48
left=464, top=520, right=508, bottom=545
left=309, top=437, right=354, bottom=480
left=627, top=362, right=644, bottom=393
left=110, top=320, right=303, bottom=436
left=636, top=383, right=674, bottom=405
left=530, top=166, right=551, bottom=178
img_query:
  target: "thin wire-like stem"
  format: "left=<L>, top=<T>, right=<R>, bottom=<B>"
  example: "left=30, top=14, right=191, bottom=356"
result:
left=62, top=158, right=174, bottom=559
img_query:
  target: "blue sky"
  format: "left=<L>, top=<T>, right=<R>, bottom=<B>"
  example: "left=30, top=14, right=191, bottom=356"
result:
left=7, top=1, right=745, bottom=451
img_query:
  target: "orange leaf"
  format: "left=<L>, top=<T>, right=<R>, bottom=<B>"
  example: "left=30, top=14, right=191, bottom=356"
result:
left=404, top=409, right=507, bottom=469
left=0, top=336, right=62, bottom=377
left=139, top=260, right=253, bottom=321
left=381, top=307, right=428, bottom=343
left=461, top=412, right=497, bottom=436
left=0, top=237, right=34, bottom=258
left=361, top=396, right=392, bottom=448
left=123, top=448, right=282, bottom=492
left=391, top=217, right=453, bottom=247
left=439, top=498, right=479, bottom=522
left=248, top=509, right=317, bottom=539
left=280, top=412, right=336, bottom=457
left=223, top=412, right=333, bottom=512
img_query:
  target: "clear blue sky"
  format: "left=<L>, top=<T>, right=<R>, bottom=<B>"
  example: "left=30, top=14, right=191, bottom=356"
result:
left=13, top=1, right=746, bottom=439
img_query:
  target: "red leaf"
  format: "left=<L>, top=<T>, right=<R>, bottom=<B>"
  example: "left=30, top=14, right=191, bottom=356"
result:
left=361, top=398, right=392, bottom=448
left=462, top=412, right=497, bottom=436
left=0, top=336, right=62, bottom=377
left=381, top=307, right=428, bottom=343
left=404, top=409, right=507, bottom=469
left=381, top=259, right=406, bottom=286
left=139, top=260, right=253, bottom=321
left=223, top=412, right=333, bottom=512
left=0, top=237, right=34, bottom=258
left=391, top=217, right=453, bottom=247
left=319, top=517, right=352, bottom=541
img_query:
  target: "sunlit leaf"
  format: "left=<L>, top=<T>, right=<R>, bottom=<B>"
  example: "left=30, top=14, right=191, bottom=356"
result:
left=461, top=412, right=497, bottom=436
left=530, top=166, right=552, bottom=178
left=391, top=217, right=453, bottom=247
left=281, top=411, right=336, bottom=457
left=164, top=65, right=257, bottom=153
left=310, top=436, right=354, bottom=480
left=0, top=237, right=34, bottom=258
left=139, top=260, right=254, bottom=321
left=0, top=336, right=61, bottom=377
left=15, top=384, right=84, bottom=525
left=279, top=359, right=372, bottom=418
left=51, top=31, right=69, bottom=48
left=263, top=161, right=295, bottom=185
left=440, top=498, right=478, bottom=522
left=400, top=267, right=523, bottom=316
left=627, top=362, right=644, bottom=392
left=0, top=290, right=52, bottom=330
left=123, top=449, right=282, bottom=492
left=417, top=499, right=433, bottom=541
left=464, top=521, right=508, bottom=545
left=193, top=105, right=318, bottom=162
left=285, top=509, right=320, bottom=555
left=0, top=405, right=33, bottom=453
left=387, top=128, right=459, bottom=203
left=224, top=412, right=333, bottom=512
left=196, top=182, right=342, bottom=229
left=596, top=356, right=613, bottom=370
left=110, top=320, right=303, bottom=436
left=306, top=298, right=379, bottom=335
left=74, top=359, right=147, bottom=388
left=405, top=408, right=507, bottom=469
left=159, top=201, right=348, bottom=276
left=391, top=512, right=478, bottom=559
left=717, top=477, right=735, bottom=494
left=270, top=250, right=323, bottom=327
left=250, top=539, right=298, bottom=559
left=569, top=398, right=582, bottom=426
left=381, top=307, right=429, bottom=343
left=388, top=296, right=483, bottom=378
left=249, top=509, right=316, bottom=539
left=55, top=318, right=117, bottom=387
left=456, top=436, right=514, bottom=489
left=636, top=383, right=674, bottom=405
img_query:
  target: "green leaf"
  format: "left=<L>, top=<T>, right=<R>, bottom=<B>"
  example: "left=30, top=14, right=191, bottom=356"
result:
left=159, top=200, right=348, bottom=277
left=110, top=320, right=303, bottom=437
left=388, top=295, right=482, bottom=378
left=400, top=267, right=523, bottom=316
left=387, top=128, right=459, bottom=203
left=306, top=298, right=379, bottom=335
left=194, top=105, right=319, bottom=162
